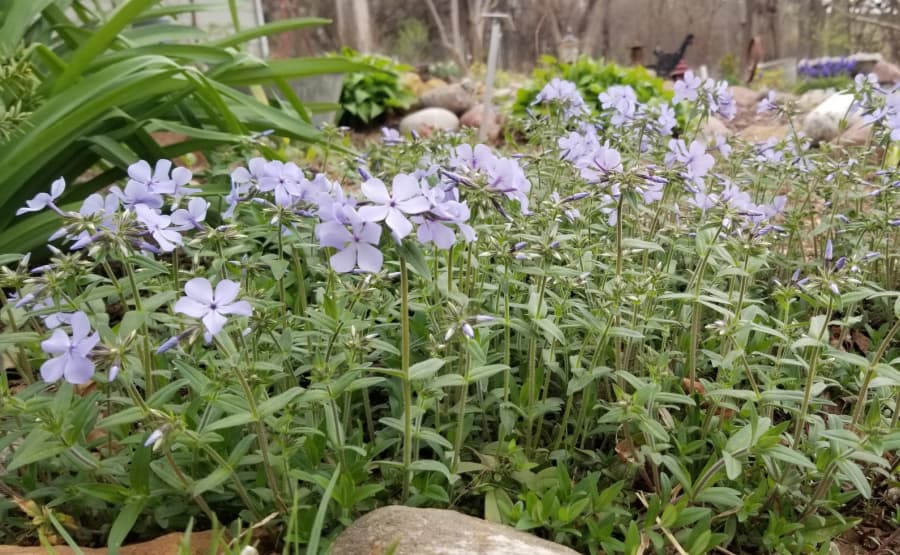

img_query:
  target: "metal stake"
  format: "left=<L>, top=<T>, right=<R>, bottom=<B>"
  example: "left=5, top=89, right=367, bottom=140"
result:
left=479, top=14, right=505, bottom=143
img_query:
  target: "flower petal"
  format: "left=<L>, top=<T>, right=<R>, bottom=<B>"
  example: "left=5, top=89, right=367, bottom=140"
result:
left=65, top=356, right=95, bottom=385
left=184, top=277, right=213, bottom=304
left=219, top=300, right=252, bottom=317
left=128, top=160, right=152, bottom=183
left=358, top=205, right=390, bottom=223
left=330, top=244, right=358, bottom=273
left=385, top=209, right=413, bottom=239
left=41, top=330, right=70, bottom=355
left=50, top=178, right=66, bottom=200
left=214, top=279, right=240, bottom=305
left=202, top=310, right=228, bottom=337
left=391, top=174, right=421, bottom=201
left=174, top=297, right=209, bottom=318
left=356, top=243, right=384, bottom=273
left=361, top=178, right=391, bottom=204
left=40, top=356, right=66, bottom=382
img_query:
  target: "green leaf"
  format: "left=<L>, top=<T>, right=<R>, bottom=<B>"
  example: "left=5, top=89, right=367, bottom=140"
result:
left=204, top=411, right=255, bottom=432
left=52, top=0, right=163, bottom=94
left=192, top=467, right=232, bottom=496
left=409, top=459, right=459, bottom=484
left=7, top=429, right=68, bottom=471
left=307, top=463, right=341, bottom=555
left=258, top=387, right=304, bottom=418
left=408, top=358, right=447, bottom=381
left=468, top=364, right=509, bottom=382
left=209, top=18, right=332, bottom=49
left=836, top=459, right=871, bottom=499
left=107, top=498, right=147, bottom=554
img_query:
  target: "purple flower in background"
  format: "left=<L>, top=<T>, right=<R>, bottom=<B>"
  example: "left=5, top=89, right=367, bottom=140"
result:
left=135, top=204, right=182, bottom=252
left=666, top=139, right=714, bottom=182
left=70, top=192, right=119, bottom=250
left=558, top=129, right=599, bottom=162
left=258, top=161, right=304, bottom=207
left=381, top=127, right=403, bottom=145
left=127, top=160, right=176, bottom=195
left=174, top=278, right=252, bottom=340
left=533, top=78, right=589, bottom=120
left=316, top=211, right=384, bottom=273
left=18, top=178, right=66, bottom=216
left=412, top=216, right=457, bottom=249
left=598, top=85, right=638, bottom=125
left=713, top=135, right=732, bottom=159
left=40, top=311, right=100, bottom=384
left=358, top=174, right=430, bottom=239
left=432, top=200, right=476, bottom=243
left=707, top=80, right=737, bottom=120
left=757, top=91, right=777, bottom=114
left=316, top=182, right=357, bottom=224
left=449, top=143, right=496, bottom=172
left=655, top=104, right=677, bottom=135
left=673, top=71, right=702, bottom=104
left=578, top=141, right=623, bottom=182
left=171, top=197, right=209, bottom=231
left=485, top=157, right=532, bottom=214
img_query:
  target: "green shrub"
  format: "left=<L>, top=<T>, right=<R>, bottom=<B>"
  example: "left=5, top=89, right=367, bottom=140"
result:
left=337, top=48, right=417, bottom=125
left=794, top=75, right=854, bottom=95
left=513, top=55, right=671, bottom=116
left=390, top=18, right=430, bottom=65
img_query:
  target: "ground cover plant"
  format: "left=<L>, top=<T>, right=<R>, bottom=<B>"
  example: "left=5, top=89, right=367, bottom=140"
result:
left=1, top=70, right=900, bottom=554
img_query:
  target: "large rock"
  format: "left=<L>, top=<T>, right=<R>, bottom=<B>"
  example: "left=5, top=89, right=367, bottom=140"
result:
left=399, top=108, right=459, bottom=137
left=460, top=103, right=502, bottom=141
left=729, top=86, right=764, bottom=109
left=420, top=82, right=477, bottom=115
left=331, top=506, right=579, bottom=555
left=872, top=60, right=900, bottom=84
left=837, top=118, right=874, bottom=147
left=796, top=89, right=835, bottom=114
left=801, top=93, right=863, bottom=143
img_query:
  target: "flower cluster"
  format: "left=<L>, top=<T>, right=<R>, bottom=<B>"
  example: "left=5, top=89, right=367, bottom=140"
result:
left=798, top=57, right=857, bottom=79
left=532, top=78, right=590, bottom=121
left=673, top=70, right=736, bottom=120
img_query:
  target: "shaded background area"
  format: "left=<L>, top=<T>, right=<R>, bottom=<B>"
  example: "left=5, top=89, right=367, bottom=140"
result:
left=248, top=0, right=899, bottom=74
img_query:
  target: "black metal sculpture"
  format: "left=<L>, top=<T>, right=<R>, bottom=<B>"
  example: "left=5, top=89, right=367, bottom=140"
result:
left=649, top=34, right=694, bottom=78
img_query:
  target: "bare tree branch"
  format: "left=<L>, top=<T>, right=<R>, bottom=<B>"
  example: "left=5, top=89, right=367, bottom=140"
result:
left=423, top=0, right=469, bottom=71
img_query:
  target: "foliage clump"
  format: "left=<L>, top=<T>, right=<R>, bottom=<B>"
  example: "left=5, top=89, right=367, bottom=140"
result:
left=337, top=48, right=417, bottom=125
left=513, top=55, right=672, bottom=117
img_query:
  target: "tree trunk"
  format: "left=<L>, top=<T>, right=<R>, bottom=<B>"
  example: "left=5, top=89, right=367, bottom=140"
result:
left=451, top=0, right=465, bottom=63
left=335, top=0, right=373, bottom=52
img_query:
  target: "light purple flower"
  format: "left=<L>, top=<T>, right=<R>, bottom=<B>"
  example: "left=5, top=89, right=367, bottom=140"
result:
left=358, top=175, right=430, bottom=239
left=171, top=197, right=209, bottom=231
left=485, top=157, right=532, bottom=214
left=17, top=178, right=66, bottom=216
left=135, top=204, right=182, bottom=252
left=174, top=278, right=252, bottom=340
left=757, top=91, right=777, bottom=114
left=412, top=216, right=457, bottom=249
left=666, top=139, right=715, bottom=182
left=381, top=127, right=403, bottom=145
left=111, top=181, right=163, bottom=210
left=315, top=212, right=384, bottom=273
left=258, top=161, right=304, bottom=207
left=144, top=427, right=165, bottom=448
left=655, top=104, right=677, bottom=135
left=127, top=160, right=176, bottom=195
left=673, top=71, right=702, bottom=104
left=40, top=311, right=99, bottom=384
left=598, top=85, right=638, bottom=125
left=578, top=141, right=623, bottom=182
left=533, top=78, right=589, bottom=120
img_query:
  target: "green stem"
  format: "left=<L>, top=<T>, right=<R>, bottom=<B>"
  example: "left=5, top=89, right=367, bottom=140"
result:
left=400, top=257, right=413, bottom=501
left=851, top=317, right=900, bottom=428
left=793, top=299, right=834, bottom=446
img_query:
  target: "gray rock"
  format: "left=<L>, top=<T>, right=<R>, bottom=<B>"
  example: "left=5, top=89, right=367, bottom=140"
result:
left=420, top=82, right=477, bottom=115
left=460, top=103, right=502, bottom=141
left=801, top=93, right=863, bottom=143
left=399, top=108, right=460, bottom=137
left=331, top=506, right=579, bottom=555
left=729, top=86, right=764, bottom=109
left=872, top=59, right=900, bottom=84
left=796, top=89, right=835, bottom=114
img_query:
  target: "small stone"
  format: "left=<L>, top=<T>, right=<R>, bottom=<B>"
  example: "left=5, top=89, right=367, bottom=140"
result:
left=872, top=59, right=900, bottom=84
left=331, top=505, right=579, bottom=555
left=399, top=108, right=460, bottom=137
left=460, top=103, right=502, bottom=141
left=729, top=86, right=764, bottom=109
left=801, top=93, right=863, bottom=144
left=420, top=82, right=477, bottom=115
